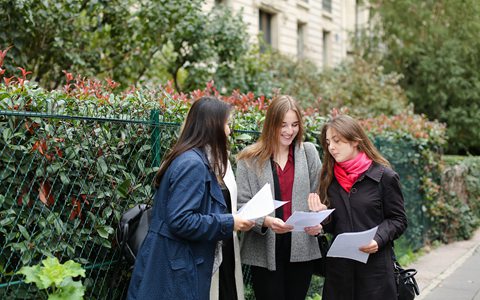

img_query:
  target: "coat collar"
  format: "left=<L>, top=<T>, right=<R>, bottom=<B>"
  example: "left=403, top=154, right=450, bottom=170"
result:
left=362, top=161, right=385, bottom=183
left=192, top=147, right=209, bottom=166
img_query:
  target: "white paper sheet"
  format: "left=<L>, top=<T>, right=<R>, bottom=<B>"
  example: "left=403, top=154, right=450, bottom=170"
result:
left=236, top=183, right=288, bottom=220
left=285, top=209, right=335, bottom=231
left=274, top=200, right=289, bottom=210
left=326, top=226, right=378, bottom=263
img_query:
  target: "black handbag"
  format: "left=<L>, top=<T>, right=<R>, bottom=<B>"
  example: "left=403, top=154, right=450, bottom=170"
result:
left=394, top=259, right=420, bottom=300
left=313, top=234, right=330, bottom=276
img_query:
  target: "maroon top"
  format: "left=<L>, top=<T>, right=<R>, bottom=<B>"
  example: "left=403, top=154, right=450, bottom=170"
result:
left=275, top=146, right=294, bottom=221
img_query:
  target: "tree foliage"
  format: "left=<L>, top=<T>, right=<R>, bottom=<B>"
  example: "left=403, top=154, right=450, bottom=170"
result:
left=362, top=0, right=480, bottom=154
left=0, top=0, right=249, bottom=92
left=2, top=0, right=410, bottom=121
left=247, top=48, right=408, bottom=117
left=313, top=56, right=408, bottom=117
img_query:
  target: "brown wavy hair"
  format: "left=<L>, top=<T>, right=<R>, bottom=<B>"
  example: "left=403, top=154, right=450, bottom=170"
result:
left=318, top=115, right=391, bottom=206
left=154, top=96, right=232, bottom=188
left=236, top=95, right=304, bottom=169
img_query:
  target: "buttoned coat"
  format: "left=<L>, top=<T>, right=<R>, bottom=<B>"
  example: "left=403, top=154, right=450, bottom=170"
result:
left=236, top=142, right=322, bottom=271
left=127, top=148, right=234, bottom=300
left=322, top=162, right=408, bottom=300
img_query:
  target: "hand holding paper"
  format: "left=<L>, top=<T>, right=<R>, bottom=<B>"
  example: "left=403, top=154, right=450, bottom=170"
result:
left=326, top=226, right=378, bottom=263
left=285, top=209, right=335, bottom=232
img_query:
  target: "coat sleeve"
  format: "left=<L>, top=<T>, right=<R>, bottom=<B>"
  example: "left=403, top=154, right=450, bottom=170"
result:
left=375, top=170, right=408, bottom=249
left=236, top=159, right=267, bottom=234
left=165, top=158, right=234, bottom=242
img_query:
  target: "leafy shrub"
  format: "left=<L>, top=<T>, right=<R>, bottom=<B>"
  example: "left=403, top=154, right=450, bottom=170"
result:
left=428, top=156, right=480, bottom=242
left=0, top=0, right=251, bottom=93
left=0, top=63, right=274, bottom=297
left=363, top=0, right=480, bottom=154
left=312, top=56, right=408, bottom=117
left=17, top=256, right=85, bottom=300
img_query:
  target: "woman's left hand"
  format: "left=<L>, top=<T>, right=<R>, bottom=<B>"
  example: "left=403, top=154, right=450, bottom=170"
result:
left=359, top=240, right=378, bottom=254
left=304, top=224, right=323, bottom=236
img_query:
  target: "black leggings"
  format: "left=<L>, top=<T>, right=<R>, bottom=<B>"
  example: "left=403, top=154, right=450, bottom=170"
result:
left=251, top=233, right=314, bottom=300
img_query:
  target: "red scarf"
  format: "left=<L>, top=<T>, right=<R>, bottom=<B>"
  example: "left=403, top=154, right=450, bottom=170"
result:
left=334, top=152, right=372, bottom=193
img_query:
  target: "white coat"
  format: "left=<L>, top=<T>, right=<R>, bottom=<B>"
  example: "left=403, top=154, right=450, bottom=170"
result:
left=209, top=161, right=245, bottom=300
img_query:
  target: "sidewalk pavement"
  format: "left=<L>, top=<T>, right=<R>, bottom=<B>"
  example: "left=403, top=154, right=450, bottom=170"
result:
left=407, top=228, right=480, bottom=300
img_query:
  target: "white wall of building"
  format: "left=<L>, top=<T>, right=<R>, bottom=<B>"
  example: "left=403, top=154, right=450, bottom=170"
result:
left=203, top=0, right=369, bottom=69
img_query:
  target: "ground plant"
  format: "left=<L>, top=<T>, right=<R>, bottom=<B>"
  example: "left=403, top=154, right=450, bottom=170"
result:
left=17, top=257, right=85, bottom=300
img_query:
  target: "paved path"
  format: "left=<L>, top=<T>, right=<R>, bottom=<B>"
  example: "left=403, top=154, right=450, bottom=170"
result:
left=408, top=228, right=480, bottom=300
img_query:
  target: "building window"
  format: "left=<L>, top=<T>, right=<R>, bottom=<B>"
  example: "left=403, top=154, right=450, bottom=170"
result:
left=297, top=22, right=306, bottom=59
left=259, top=10, right=273, bottom=46
left=323, top=30, right=331, bottom=68
left=322, top=0, right=332, bottom=13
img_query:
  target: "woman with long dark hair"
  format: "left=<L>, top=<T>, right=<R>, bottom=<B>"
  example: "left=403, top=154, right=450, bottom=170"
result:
left=318, top=114, right=408, bottom=300
left=127, top=96, right=254, bottom=300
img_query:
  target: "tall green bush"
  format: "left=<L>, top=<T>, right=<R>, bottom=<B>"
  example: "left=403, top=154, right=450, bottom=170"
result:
left=362, top=0, right=480, bottom=154
left=0, top=0, right=249, bottom=92
left=0, top=70, right=272, bottom=298
left=232, top=49, right=408, bottom=118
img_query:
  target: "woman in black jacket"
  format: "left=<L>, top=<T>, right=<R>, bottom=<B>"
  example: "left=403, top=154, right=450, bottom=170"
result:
left=318, top=114, right=408, bottom=300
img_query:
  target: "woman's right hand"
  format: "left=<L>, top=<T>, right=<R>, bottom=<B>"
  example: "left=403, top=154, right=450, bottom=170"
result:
left=263, top=216, right=293, bottom=234
left=233, top=216, right=255, bottom=232
left=308, top=193, right=327, bottom=212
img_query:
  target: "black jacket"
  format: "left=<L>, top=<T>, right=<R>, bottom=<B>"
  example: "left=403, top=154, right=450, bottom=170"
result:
left=322, top=162, right=408, bottom=300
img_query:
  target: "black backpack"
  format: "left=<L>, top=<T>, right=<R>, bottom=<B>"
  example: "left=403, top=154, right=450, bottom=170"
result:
left=116, top=204, right=153, bottom=265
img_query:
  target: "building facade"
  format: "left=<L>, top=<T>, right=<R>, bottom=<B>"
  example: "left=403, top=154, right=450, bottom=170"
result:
left=204, top=0, right=369, bottom=69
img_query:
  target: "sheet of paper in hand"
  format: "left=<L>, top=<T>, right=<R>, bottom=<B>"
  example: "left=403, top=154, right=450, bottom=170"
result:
left=285, top=209, right=335, bottom=231
left=327, top=226, right=378, bottom=263
left=236, top=183, right=288, bottom=220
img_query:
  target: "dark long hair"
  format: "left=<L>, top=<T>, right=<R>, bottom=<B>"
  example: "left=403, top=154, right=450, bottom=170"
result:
left=318, top=115, right=391, bottom=206
left=154, top=96, right=232, bottom=188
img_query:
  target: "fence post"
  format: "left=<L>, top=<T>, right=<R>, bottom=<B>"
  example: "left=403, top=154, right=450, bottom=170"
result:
left=150, top=109, right=161, bottom=168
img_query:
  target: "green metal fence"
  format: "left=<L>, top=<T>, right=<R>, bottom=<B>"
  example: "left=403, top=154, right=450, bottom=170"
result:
left=0, top=109, right=180, bottom=299
left=373, top=136, right=428, bottom=250
left=0, top=109, right=427, bottom=299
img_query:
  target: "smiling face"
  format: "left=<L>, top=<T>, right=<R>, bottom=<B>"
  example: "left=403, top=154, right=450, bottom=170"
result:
left=326, top=127, right=359, bottom=163
left=278, top=109, right=300, bottom=148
